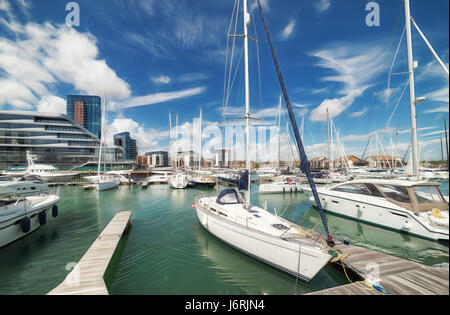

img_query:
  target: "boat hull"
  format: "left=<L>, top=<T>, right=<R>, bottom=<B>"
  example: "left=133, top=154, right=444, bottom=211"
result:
left=0, top=196, right=59, bottom=248
left=304, top=189, right=449, bottom=241
left=259, top=182, right=303, bottom=194
left=194, top=200, right=332, bottom=281
left=95, top=181, right=119, bottom=191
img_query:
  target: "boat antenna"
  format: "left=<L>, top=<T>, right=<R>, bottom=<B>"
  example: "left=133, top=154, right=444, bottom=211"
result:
left=256, top=0, right=334, bottom=246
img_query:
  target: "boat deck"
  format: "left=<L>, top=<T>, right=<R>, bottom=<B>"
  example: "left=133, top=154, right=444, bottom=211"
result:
left=308, top=242, right=449, bottom=295
left=48, top=211, right=132, bottom=295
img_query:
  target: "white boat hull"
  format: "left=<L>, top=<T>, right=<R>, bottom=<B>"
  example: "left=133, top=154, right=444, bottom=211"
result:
left=304, top=189, right=448, bottom=241
left=95, top=181, right=119, bottom=191
left=259, top=182, right=303, bottom=194
left=195, top=201, right=332, bottom=281
left=0, top=195, right=60, bottom=248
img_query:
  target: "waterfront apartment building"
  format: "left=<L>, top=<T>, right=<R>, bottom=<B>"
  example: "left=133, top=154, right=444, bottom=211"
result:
left=0, top=110, right=123, bottom=170
left=114, top=132, right=138, bottom=161
left=146, top=151, right=169, bottom=168
left=66, top=95, right=102, bottom=138
left=214, top=148, right=231, bottom=168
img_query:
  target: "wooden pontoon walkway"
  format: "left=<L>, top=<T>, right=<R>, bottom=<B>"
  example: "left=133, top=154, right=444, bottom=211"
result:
left=48, top=211, right=132, bottom=295
left=308, top=242, right=449, bottom=295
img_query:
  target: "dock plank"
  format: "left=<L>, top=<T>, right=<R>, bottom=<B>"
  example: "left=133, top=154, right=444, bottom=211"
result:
left=307, top=242, right=449, bottom=295
left=48, top=211, right=132, bottom=295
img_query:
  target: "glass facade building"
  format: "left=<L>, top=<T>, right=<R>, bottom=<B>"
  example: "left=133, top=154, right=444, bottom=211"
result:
left=0, top=110, right=124, bottom=170
left=114, top=132, right=138, bottom=161
left=66, top=95, right=102, bottom=139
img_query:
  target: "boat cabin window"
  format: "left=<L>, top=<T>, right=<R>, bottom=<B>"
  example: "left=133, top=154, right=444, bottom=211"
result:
left=377, top=185, right=411, bottom=203
left=331, top=184, right=372, bottom=196
left=413, top=186, right=444, bottom=204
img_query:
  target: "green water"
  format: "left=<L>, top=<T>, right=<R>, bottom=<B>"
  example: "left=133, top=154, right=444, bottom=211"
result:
left=0, top=181, right=448, bottom=295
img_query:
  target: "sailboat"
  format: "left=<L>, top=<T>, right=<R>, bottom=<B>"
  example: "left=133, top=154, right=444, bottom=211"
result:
left=94, top=95, right=119, bottom=191
left=194, top=0, right=335, bottom=281
left=259, top=96, right=303, bottom=194
left=304, top=0, right=449, bottom=240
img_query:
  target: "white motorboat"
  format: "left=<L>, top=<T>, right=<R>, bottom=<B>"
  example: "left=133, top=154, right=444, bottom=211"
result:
left=259, top=177, right=303, bottom=194
left=169, top=172, right=189, bottom=189
left=106, top=170, right=135, bottom=185
left=0, top=176, right=49, bottom=197
left=146, top=171, right=172, bottom=184
left=304, top=179, right=449, bottom=240
left=3, top=152, right=77, bottom=183
left=0, top=190, right=60, bottom=248
left=195, top=0, right=335, bottom=282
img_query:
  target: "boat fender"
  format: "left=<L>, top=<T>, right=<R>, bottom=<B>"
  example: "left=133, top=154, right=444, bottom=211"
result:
left=39, top=211, right=46, bottom=225
left=431, top=208, right=442, bottom=218
left=309, top=196, right=314, bottom=203
left=21, top=217, right=31, bottom=233
left=403, top=220, right=413, bottom=230
left=52, top=205, right=58, bottom=218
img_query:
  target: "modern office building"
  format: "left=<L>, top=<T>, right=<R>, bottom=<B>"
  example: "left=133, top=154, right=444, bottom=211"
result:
left=0, top=110, right=124, bottom=170
left=66, top=95, right=102, bottom=138
left=114, top=132, right=138, bottom=161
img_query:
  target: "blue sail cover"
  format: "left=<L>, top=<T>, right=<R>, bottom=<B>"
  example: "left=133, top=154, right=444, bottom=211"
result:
left=218, top=171, right=249, bottom=191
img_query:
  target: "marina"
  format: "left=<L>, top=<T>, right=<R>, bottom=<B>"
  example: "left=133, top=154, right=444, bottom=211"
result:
left=0, top=181, right=448, bottom=295
left=0, top=0, right=448, bottom=300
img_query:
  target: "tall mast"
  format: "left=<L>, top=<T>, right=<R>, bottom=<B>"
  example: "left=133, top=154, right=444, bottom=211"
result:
left=277, top=95, right=282, bottom=172
left=404, top=0, right=419, bottom=178
left=445, top=120, right=449, bottom=168
left=243, top=0, right=251, bottom=209
left=98, top=95, right=105, bottom=177
left=199, top=108, right=203, bottom=170
left=169, top=113, right=173, bottom=168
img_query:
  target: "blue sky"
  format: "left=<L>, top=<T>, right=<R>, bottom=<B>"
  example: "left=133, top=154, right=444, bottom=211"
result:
left=0, top=0, right=448, bottom=162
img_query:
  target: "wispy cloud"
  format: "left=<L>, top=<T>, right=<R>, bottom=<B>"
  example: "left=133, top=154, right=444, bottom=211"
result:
left=315, top=0, right=331, bottom=13
left=310, top=42, right=389, bottom=121
left=151, top=75, right=171, bottom=84
left=110, top=87, right=206, bottom=111
left=281, top=19, right=296, bottom=40
left=349, top=107, right=368, bottom=118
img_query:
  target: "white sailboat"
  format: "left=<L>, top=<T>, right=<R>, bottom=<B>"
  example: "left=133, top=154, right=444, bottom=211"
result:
left=94, top=95, right=119, bottom=192
left=195, top=0, right=334, bottom=281
left=259, top=96, right=304, bottom=194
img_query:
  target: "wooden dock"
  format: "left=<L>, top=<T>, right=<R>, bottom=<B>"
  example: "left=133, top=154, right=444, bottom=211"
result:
left=48, top=211, right=132, bottom=295
left=308, top=242, right=449, bottom=295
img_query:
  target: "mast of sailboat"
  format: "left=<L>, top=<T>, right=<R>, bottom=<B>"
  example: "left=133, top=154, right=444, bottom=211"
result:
left=256, top=0, right=334, bottom=246
left=277, top=95, right=282, bottom=173
left=327, top=109, right=331, bottom=173
left=169, top=113, right=173, bottom=168
left=98, top=95, right=105, bottom=179
left=199, top=108, right=203, bottom=171
left=404, top=0, right=420, bottom=178
left=243, top=0, right=251, bottom=209
left=445, top=120, right=449, bottom=168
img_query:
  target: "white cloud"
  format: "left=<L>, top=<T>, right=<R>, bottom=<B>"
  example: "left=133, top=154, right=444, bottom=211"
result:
left=111, top=87, right=206, bottom=111
left=316, top=0, right=331, bottom=13
left=310, top=43, right=388, bottom=121
left=424, top=86, right=449, bottom=103
left=424, top=105, right=449, bottom=114
left=281, top=19, right=296, bottom=40
left=0, top=14, right=131, bottom=109
left=37, top=95, right=66, bottom=114
left=152, top=75, right=171, bottom=84
left=349, top=107, right=368, bottom=118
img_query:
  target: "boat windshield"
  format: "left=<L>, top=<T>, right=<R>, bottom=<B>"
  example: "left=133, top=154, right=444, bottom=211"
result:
left=331, top=183, right=373, bottom=196
left=376, top=185, right=412, bottom=204
left=412, top=185, right=445, bottom=204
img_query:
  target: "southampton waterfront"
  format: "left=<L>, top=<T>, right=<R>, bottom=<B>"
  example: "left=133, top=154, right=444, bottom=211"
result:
left=0, top=181, right=448, bottom=295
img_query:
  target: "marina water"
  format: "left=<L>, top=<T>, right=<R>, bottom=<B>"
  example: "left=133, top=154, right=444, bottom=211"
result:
left=0, top=181, right=448, bottom=295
